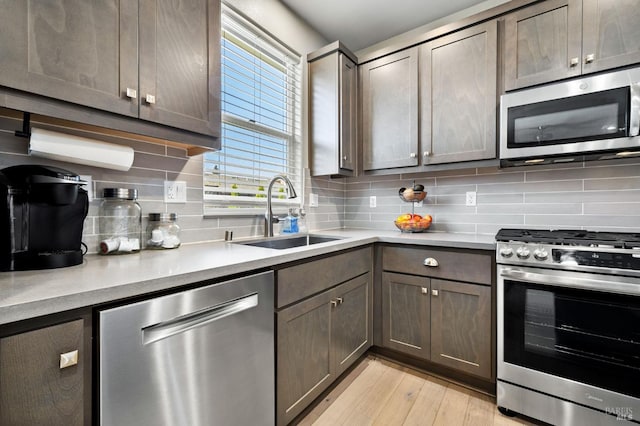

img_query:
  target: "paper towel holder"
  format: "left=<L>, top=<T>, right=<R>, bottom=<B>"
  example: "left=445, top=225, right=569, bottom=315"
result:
left=28, top=127, right=135, bottom=171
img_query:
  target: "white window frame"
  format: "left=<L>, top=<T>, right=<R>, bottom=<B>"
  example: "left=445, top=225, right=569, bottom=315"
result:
left=204, top=4, right=303, bottom=216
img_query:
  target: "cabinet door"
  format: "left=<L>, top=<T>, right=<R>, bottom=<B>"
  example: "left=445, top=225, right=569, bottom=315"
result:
left=332, top=273, right=372, bottom=377
left=339, top=54, right=357, bottom=172
left=139, top=0, right=221, bottom=136
left=0, top=319, right=87, bottom=426
left=361, top=48, right=419, bottom=170
left=430, top=279, right=491, bottom=379
left=421, top=21, right=497, bottom=165
left=277, top=290, right=333, bottom=426
left=0, top=0, right=138, bottom=117
left=503, top=0, right=582, bottom=91
left=381, top=272, right=430, bottom=359
left=582, top=0, right=640, bottom=74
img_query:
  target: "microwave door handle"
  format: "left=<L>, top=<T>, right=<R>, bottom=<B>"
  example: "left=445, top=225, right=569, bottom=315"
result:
left=630, top=82, right=640, bottom=137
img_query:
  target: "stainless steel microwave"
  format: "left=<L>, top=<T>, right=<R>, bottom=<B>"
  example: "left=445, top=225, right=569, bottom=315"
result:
left=499, top=66, right=640, bottom=167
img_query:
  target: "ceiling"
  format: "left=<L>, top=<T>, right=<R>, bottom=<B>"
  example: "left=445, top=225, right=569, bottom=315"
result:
left=281, top=0, right=497, bottom=52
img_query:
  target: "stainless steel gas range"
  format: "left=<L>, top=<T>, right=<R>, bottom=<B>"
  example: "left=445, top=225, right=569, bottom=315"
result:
left=496, top=229, right=639, bottom=425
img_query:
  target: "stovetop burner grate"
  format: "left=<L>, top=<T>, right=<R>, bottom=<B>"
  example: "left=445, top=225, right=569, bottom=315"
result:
left=496, top=228, right=640, bottom=249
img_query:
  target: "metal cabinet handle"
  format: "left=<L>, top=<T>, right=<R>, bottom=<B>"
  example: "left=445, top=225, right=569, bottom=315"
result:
left=421, top=287, right=428, bottom=294
left=60, top=350, right=79, bottom=369
left=423, top=151, right=430, bottom=157
left=431, top=289, right=439, bottom=297
left=343, top=156, right=348, bottom=161
left=126, top=88, right=137, bottom=99
left=423, top=257, right=439, bottom=267
left=145, top=94, right=156, bottom=104
left=569, top=57, right=579, bottom=67
left=336, top=297, right=343, bottom=305
left=584, top=54, right=595, bottom=64
left=330, top=299, right=338, bottom=308
left=409, top=152, right=417, bottom=158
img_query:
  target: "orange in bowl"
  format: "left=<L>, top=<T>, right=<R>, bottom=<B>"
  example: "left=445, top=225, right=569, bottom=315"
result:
left=394, top=214, right=432, bottom=233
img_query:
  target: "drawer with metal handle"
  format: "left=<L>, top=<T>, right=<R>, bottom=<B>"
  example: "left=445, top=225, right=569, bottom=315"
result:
left=382, top=246, right=493, bottom=285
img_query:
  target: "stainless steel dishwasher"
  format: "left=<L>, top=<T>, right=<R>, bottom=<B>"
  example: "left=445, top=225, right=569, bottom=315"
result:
left=98, top=271, right=274, bottom=426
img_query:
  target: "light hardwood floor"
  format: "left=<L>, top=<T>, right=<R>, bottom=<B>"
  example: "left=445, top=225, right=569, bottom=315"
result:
left=298, top=356, right=540, bottom=426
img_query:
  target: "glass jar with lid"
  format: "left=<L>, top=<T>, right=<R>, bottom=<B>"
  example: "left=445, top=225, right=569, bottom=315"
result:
left=146, top=213, right=181, bottom=249
left=98, top=188, right=142, bottom=255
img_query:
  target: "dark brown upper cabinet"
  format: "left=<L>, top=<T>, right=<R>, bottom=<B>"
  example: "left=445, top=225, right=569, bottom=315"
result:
left=308, top=42, right=358, bottom=176
left=504, top=0, right=640, bottom=91
left=0, top=0, right=220, bottom=150
left=420, top=20, right=498, bottom=165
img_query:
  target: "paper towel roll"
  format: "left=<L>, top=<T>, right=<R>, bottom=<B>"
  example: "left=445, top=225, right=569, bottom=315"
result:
left=29, top=127, right=134, bottom=171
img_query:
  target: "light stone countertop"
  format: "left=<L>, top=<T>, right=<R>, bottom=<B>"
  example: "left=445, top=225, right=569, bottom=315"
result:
left=0, top=229, right=496, bottom=325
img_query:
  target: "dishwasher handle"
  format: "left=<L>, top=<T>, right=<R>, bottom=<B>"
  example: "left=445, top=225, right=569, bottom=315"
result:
left=142, top=293, right=259, bottom=345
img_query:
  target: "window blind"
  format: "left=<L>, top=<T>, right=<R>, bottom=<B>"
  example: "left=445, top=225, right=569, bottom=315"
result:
left=204, top=5, right=303, bottom=216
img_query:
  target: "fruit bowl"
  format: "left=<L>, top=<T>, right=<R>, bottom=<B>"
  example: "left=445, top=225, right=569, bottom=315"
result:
left=394, top=214, right=432, bottom=233
left=398, top=187, right=427, bottom=202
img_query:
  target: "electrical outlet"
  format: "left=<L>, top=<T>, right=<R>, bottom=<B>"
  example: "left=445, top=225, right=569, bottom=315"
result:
left=309, top=193, right=319, bottom=207
left=370, top=196, right=377, bottom=208
left=466, top=191, right=477, bottom=206
left=79, top=175, right=93, bottom=201
left=164, top=181, right=187, bottom=203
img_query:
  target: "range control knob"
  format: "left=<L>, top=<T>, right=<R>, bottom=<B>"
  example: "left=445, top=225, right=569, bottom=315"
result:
left=499, top=247, right=514, bottom=258
left=534, top=248, right=549, bottom=261
left=516, top=246, right=531, bottom=259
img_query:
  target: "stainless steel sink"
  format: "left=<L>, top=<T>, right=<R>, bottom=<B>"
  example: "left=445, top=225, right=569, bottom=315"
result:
left=235, top=235, right=342, bottom=250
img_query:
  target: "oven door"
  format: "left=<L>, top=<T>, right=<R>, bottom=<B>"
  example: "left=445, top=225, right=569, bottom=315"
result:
left=497, top=265, right=640, bottom=414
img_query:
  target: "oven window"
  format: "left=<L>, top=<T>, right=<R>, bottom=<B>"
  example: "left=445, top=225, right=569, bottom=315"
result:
left=503, top=280, right=640, bottom=398
left=507, top=87, right=629, bottom=148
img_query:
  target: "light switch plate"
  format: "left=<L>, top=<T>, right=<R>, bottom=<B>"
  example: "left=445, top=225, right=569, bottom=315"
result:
left=309, top=193, right=319, bottom=207
left=466, top=191, right=477, bottom=206
left=165, top=181, right=187, bottom=203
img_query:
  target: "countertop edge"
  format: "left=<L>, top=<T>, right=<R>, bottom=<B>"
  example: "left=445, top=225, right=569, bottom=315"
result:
left=0, top=231, right=496, bottom=325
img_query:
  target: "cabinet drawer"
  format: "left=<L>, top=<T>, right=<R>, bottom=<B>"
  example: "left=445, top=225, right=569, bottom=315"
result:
left=277, top=247, right=372, bottom=308
left=382, top=246, right=492, bottom=285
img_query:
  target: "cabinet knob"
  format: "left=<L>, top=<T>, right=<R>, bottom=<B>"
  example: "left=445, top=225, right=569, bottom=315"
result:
left=343, top=156, right=348, bottom=161
left=431, top=289, right=439, bottom=297
left=145, top=94, right=156, bottom=104
left=126, top=88, right=137, bottom=99
left=584, top=54, right=595, bottom=64
left=423, top=151, right=430, bottom=157
left=60, top=350, right=79, bottom=369
left=409, top=152, right=417, bottom=158
left=421, top=287, right=428, bottom=294
left=423, top=257, right=439, bottom=267
left=336, top=297, right=343, bottom=305
left=569, top=57, right=580, bottom=67
left=330, top=299, right=338, bottom=308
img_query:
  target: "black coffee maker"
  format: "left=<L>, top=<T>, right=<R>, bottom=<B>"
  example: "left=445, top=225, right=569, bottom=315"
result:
left=0, top=165, right=89, bottom=271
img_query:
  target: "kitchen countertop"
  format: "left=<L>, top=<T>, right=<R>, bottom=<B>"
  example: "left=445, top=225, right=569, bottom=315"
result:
left=0, top=229, right=495, bottom=325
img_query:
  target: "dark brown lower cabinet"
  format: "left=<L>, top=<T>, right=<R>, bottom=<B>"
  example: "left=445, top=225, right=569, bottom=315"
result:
left=430, top=278, right=491, bottom=379
left=277, top=272, right=372, bottom=426
left=381, top=271, right=492, bottom=380
left=0, top=313, right=91, bottom=426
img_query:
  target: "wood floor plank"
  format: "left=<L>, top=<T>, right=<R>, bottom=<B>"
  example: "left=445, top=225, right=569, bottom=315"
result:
left=302, top=356, right=541, bottom=426
left=337, top=359, right=406, bottom=424
left=402, top=372, right=448, bottom=426
left=372, top=369, right=424, bottom=426
left=432, top=384, right=471, bottom=426
left=464, top=392, right=495, bottom=426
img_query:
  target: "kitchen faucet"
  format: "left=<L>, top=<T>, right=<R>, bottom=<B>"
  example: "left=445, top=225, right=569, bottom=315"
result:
left=264, top=175, right=297, bottom=237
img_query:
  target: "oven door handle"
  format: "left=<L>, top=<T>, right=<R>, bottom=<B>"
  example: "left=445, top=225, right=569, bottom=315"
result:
left=500, top=268, right=640, bottom=296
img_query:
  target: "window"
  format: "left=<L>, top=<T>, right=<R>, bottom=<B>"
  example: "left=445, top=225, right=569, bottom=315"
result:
left=204, top=4, right=302, bottom=216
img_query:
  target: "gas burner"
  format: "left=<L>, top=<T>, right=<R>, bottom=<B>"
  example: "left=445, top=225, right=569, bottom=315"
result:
left=496, top=228, right=640, bottom=249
